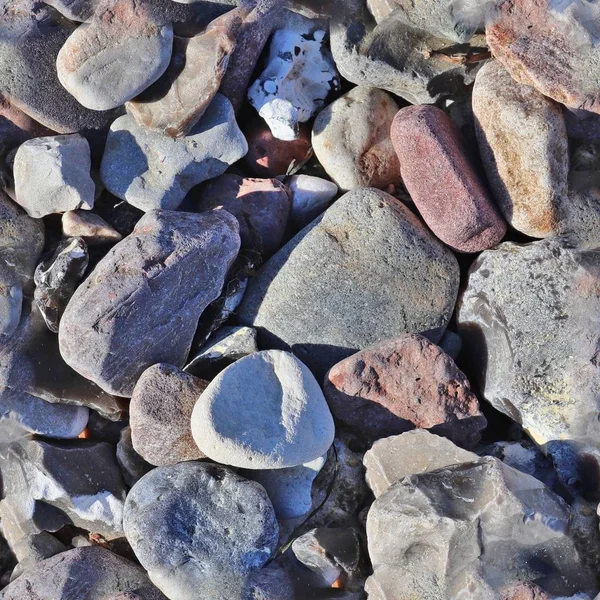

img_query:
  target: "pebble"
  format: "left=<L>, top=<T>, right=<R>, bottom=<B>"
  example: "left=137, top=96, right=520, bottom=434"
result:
left=100, top=94, right=248, bottom=211
left=56, top=0, right=174, bottom=111
left=191, top=350, right=335, bottom=469
left=116, top=426, right=154, bottom=488
left=244, top=563, right=294, bottom=600
left=283, top=174, right=338, bottom=230
left=237, top=188, right=460, bottom=377
left=129, top=363, right=207, bottom=467
left=13, top=134, right=95, bottom=218
left=472, top=60, right=568, bottom=238
left=62, top=210, right=123, bottom=245
left=195, top=174, right=291, bottom=257
left=0, top=94, right=52, bottom=153
left=363, top=429, right=478, bottom=498
left=391, top=104, right=506, bottom=252
left=312, top=87, right=401, bottom=191
left=59, top=209, right=240, bottom=397
left=123, top=462, right=279, bottom=600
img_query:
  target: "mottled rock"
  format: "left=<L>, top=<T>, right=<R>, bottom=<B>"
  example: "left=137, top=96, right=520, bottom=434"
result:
left=284, top=174, right=338, bottom=229
left=191, top=350, right=334, bottom=469
left=392, top=104, right=506, bottom=252
left=472, top=60, right=568, bottom=238
left=130, top=363, right=207, bottom=467
left=195, top=175, right=291, bottom=256
left=502, top=583, right=552, bottom=600
left=13, top=134, right=95, bottom=218
left=59, top=209, right=240, bottom=397
left=312, top=87, right=400, bottom=191
left=123, top=462, right=279, bottom=600
left=238, top=188, right=460, bottom=377
left=62, top=210, right=123, bottom=245
left=56, top=0, right=173, bottom=111
left=366, top=457, right=598, bottom=599
left=100, top=94, right=247, bottom=211
left=363, top=429, right=478, bottom=497
left=0, top=94, right=52, bottom=152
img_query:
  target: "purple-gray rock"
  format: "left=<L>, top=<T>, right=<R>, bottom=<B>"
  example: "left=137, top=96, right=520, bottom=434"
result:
left=116, top=426, right=154, bottom=488
left=58, top=209, right=240, bottom=397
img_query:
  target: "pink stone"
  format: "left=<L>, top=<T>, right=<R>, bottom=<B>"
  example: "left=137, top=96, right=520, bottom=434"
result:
left=391, top=104, right=506, bottom=253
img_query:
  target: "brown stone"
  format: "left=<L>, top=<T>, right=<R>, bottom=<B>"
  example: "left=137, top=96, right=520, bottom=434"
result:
left=502, top=582, right=551, bottom=600
left=0, top=94, right=53, bottom=151
left=323, top=333, right=486, bottom=447
left=62, top=210, right=123, bottom=246
left=391, top=104, right=506, bottom=253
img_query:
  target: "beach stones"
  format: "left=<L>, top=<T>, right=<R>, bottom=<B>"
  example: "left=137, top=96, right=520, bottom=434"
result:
left=191, top=350, right=335, bottom=469
left=123, top=462, right=279, bottom=600
left=238, top=187, right=460, bottom=376
left=59, top=209, right=240, bottom=397
left=62, top=210, right=122, bottom=245
left=391, top=105, right=506, bottom=252
left=284, top=174, right=337, bottom=229
left=312, top=87, right=401, bottom=191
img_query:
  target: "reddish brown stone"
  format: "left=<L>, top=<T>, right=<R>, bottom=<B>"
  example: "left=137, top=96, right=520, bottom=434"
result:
left=391, top=105, right=506, bottom=253
left=0, top=94, right=53, bottom=151
left=323, top=333, right=486, bottom=447
left=502, top=582, right=551, bottom=600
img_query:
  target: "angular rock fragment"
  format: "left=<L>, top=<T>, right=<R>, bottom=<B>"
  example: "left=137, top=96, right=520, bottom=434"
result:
left=238, top=188, right=460, bottom=377
left=116, top=426, right=154, bottom=488
left=59, top=209, right=240, bottom=396
left=62, top=210, right=123, bottom=246
left=312, top=87, right=400, bottom=191
left=284, top=174, right=337, bottom=230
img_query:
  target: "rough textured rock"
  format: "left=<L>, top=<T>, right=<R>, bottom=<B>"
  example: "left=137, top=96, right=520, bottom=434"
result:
left=238, top=188, right=460, bottom=377
left=244, top=563, right=294, bottom=600
left=0, top=547, right=167, bottom=600
left=195, top=174, right=291, bottom=256
left=486, top=0, right=600, bottom=115
left=62, top=210, right=123, bottom=245
left=59, top=209, right=240, bottom=397
left=366, top=0, right=396, bottom=22
left=116, top=426, right=154, bottom=488
left=324, top=334, right=486, bottom=446
left=391, top=104, right=506, bottom=252
left=284, top=174, right=338, bottom=230
left=472, top=60, right=568, bottom=238
left=13, top=134, right=95, bottom=218
left=100, top=94, right=248, bottom=211
left=123, top=462, right=279, bottom=600
left=363, top=429, right=478, bottom=497
left=191, top=350, right=335, bottom=469
left=130, top=363, right=207, bottom=467
left=501, top=583, right=552, bottom=600
left=312, top=87, right=400, bottom=191
left=366, top=457, right=598, bottom=599
left=56, top=0, right=174, bottom=111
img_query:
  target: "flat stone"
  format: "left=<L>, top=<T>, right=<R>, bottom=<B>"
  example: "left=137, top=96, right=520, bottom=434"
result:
left=59, top=209, right=240, bottom=397
left=100, top=94, right=248, bottom=211
left=116, top=426, right=154, bottom=488
left=472, top=60, right=568, bottom=238
left=0, top=93, right=52, bottom=152
left=130, top=363, right=207, bottom=467
left=191, top=350, right=335, bottom=469
left=284, top=174, right=337, bottom=230
left=56, top=0, right=173, bottom=111
left=195, top=174, right=291, bottom=257
left=238, top=188, right=460, bottom=377
left=62, top=210, right=123, bottom=245
left=312, top=87, right=400, bottom=191
left=391, top=104, right=506, bottom=252
left=123, top=462, right=279, bottom=600
left=13, top=134, right=95, bottom=218
left=363, top=429, right=478, bottom=498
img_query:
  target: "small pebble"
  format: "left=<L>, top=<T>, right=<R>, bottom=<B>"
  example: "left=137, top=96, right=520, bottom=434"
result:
left=62, top=210, right=122, bottom=245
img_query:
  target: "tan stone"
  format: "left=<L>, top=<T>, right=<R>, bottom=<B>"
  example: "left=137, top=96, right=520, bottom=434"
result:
left=62, top=210, right=122, bottom=245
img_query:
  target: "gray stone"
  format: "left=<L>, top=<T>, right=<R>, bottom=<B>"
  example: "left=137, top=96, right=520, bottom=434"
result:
left=100, top=94, right=248, bottom=211
left=0, top=546, right=167, bottom=599
left=59, top=209, right=240, bottom=397
left=116, top=426, right=154, bottom=488
left=366, top=457, right=598, bottom=599
left=237, top=188, right=460, bottom=378
left=13, top=134, right=95, bottom=218
left=191, top=350, right=335, bottom=469
left=284, top=174, right=337, bottom=230
left=437, top=328, right=462, bottom=360
left=130, top=363, right=207, bottom=467
left=363, top=430, right=478, bottom=498
left=123, top=462, right=279, bottom=600
left=44, top=0, right=94, bottom=21
left=56, top=0, right=173, bottom=111
left=244, top=563, right=294, bottom=600
left=62, top=210, right=122, bottom=246
left=0, top=265, right=22, bottom=339
left=7, top=531, right=66, bottom=582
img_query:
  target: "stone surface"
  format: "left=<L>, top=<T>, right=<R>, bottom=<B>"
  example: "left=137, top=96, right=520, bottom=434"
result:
left=244, top=563, right=294, bottom=600
left=502, top=583, right=552, bottom=600
left=472, top=60, right=568, bottom=238
left=238, top=188, right=460, bottom=377
left=0, top=547, right=167, bottom=600
left=0, top=94, right=52, bottom=152
left=59, top=209, right=240, bottom=397
left=312, top=87, right=400, bottom=191
left=116, top=426, right=154, bottom=488
left=363, top=429, right=478, bottom=498
left=56, top=0, right=174, bottom=111
left=123, top=462, right=279, bottom=600
left=130, top=363, right=207, bottom=467
left=366, top=457, right=598, bottom=599
left=100, top=94, right=247, bottom=211
left=195, top=174, right=291, bottom=256
left=366, top=0, right=396, bottom=22
left=62, top=210, right=123, bottom=245
left=191, top=350, right=335, bottom=469
left=13, top=134, right=95, bottom=218
left=486, top=0, right=600, bottom=115
left=325, top=334, right=486, bottom=446
left=284, top=174, right=338, bottom=230
left=391, top=104, right=506, bottom=252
